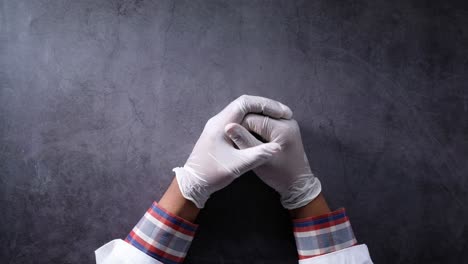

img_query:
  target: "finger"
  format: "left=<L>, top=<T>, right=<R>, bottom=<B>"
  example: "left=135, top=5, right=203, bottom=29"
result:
left=219, top=95, right=293, bottom=124
left=225, top=123, right=262, bottom=149
left=241, top=114, right=284, bottom=142
left=233, top=142, right=281, bottom=175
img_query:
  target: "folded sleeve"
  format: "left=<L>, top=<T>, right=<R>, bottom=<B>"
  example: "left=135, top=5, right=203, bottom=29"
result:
left=96, top=202, right=198, bottom=264
left=293, top=208, right=372, bottom=263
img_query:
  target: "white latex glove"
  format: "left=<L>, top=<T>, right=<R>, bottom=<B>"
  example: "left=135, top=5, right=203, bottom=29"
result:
left=225, top=114, right=321, bottom=209
left=174, top=95, right=293, bottom=208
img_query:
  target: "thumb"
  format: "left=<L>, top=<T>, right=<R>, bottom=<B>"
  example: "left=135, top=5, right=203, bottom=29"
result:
left=225, top=123, right=262, bottom=149
left=225, top=123, right=281, bottom=174
left=237, top=142, right=281, bottom=171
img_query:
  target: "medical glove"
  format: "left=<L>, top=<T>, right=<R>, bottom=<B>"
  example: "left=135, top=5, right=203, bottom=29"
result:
left=225, top=114, right=321, bottom=209
left=174, top=95, right=293, bottom=208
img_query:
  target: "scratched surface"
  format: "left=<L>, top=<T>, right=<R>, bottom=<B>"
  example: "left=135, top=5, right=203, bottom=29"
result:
left=1, top=0, right=467, bottom=263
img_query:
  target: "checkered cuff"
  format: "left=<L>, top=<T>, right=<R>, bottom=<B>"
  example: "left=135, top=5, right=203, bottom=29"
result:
left=125, top=202, right=198, bottom=264
left=293, top=208, right=357, bottom=259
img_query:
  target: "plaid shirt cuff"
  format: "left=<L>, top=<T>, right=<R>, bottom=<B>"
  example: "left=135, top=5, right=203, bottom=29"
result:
left=293, top=208, right=358, bottom=259
left=125, top=202, right=198, bottom=264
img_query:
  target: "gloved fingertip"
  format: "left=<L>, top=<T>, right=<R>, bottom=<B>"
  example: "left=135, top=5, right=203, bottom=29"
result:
left=280, top=104, right=293, bottom=119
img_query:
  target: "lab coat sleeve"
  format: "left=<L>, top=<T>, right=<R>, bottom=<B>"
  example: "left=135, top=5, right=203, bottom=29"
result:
left=298, top=244, right=372, bottom=264
left=95, top=202, right=198, bottom=264
left=293, top=208, right=373, bottom=264
left=95, top=239, right=163, bottom=264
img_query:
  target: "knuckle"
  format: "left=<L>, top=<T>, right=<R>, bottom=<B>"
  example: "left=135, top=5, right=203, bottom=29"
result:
left=284, top=120, right=300, bottom=134
left=290, top=119, right=300, bottom=129
left=237, top=94, right=248, bottom=101
left=205, top=116, right=217, bottom=128
left=206, top=116, right=215, bottom=124
left=237, top=94, right=254, bottom=104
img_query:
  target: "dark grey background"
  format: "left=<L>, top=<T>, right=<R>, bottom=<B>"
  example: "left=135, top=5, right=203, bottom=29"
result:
left=1, top=0, right=467, bottom=263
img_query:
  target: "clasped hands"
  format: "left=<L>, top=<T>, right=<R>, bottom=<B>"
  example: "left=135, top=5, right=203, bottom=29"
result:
left=174, top=95, right=322, bottom=210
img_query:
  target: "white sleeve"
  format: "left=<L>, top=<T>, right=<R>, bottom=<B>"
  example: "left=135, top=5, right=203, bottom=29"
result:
left=298, top=244, right=373, bottom=264
left=95, top=239, right=162, bottom=264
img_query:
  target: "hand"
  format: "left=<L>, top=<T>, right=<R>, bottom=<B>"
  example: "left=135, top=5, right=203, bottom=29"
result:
left=225, top=114, right=321, bottom=209
left=174, top=95, right=293, bottom=208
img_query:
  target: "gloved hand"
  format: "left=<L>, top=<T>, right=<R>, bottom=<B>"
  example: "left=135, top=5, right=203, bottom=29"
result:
left=174, top=95, right=293, bottom=208
left=225, top=114, right=321, bottom=209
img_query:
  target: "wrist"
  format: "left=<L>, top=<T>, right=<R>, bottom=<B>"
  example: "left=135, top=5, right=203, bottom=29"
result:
left=289, top=193, right=331, bottom=219
left=158, top=177, right=200, bottom=222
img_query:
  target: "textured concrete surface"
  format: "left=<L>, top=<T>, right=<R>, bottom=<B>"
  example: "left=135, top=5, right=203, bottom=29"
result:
left=1, top=0, right=468, bottom=263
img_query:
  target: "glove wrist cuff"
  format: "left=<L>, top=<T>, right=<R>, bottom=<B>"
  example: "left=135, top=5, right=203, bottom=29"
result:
left=280, top=177, right=322, bottom=210
left=173, top=167, right=209, bottom=209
